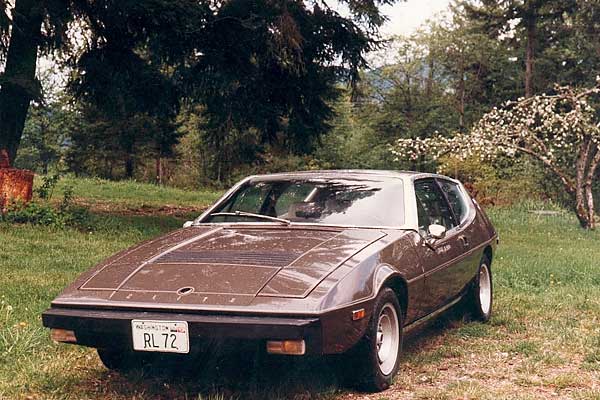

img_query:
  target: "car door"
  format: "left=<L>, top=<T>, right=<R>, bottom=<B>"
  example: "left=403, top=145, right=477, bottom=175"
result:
left=436, top=178, right=481, bottom=289
left=413, top=179, right=470, bottom=314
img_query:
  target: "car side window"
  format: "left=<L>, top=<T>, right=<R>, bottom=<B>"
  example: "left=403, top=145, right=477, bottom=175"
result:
left=414, top=180, right=457, bottom=234
left=438, top=180, right=470, bottom=224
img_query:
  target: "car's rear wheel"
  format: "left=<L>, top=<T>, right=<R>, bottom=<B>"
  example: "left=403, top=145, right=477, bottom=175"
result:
left=467, top=256, right=493, bottom=322
left=338, top=287, right=403, bottom=392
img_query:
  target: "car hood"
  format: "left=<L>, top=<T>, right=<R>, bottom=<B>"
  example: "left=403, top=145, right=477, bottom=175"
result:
left=54, top=225, right=386, bottom=309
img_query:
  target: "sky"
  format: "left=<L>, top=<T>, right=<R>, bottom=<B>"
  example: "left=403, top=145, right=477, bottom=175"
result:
left=379, top=0, right=452, bottom=37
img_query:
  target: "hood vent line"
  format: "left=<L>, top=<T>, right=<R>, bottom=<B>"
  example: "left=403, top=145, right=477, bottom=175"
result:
left=155, top=250, right=302, bottom=268
left=108, top=227, right=223, bottom=299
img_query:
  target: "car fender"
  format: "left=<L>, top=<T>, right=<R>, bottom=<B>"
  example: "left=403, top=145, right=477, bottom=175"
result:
left=318, top=259, right=409, bottom=354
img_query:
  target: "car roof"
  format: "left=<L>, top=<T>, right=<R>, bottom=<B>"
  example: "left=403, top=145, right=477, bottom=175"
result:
left=247, top=169, right=455, bottom=182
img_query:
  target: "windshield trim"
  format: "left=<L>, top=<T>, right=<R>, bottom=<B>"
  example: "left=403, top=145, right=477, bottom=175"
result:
left=192, top=221, right=411, bottom=230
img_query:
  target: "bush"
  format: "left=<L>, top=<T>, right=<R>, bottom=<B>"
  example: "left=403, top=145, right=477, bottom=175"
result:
left=436, top=154, right=562, bottom=206
left=1, top=175, right=94, bottom=230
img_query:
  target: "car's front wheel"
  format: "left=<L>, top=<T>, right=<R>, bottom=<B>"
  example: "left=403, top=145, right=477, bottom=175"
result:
left=97, top=348, right=156, bottom=372
left=467, top=256, right=493, bottom=322
left=339, top=287, right=403, bottom=392
left=97, top=348, right=131, bottom=371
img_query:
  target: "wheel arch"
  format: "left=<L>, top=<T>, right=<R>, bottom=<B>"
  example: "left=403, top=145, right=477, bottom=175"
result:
left=483, top=245, right=493, bottom=265
left=383, top=276, right=408, bottom=320
left=375, top=268, right=408, bottom=320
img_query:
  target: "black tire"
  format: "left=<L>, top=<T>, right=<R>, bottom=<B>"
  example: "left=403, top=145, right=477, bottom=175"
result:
left=97, top=348, right=154, bottom=372
left=338, top=287, right=404, bottom=392
left=466, top=256, right=493, bottom=322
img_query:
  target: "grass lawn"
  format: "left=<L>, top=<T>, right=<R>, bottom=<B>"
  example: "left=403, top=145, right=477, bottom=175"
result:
left=1, top=179, right=599, bottom=399
left=49, top=176, right=222, bottom=215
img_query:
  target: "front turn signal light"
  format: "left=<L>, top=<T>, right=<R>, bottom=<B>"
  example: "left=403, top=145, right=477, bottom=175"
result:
left=352, top=308, right=366, bottom=320
left=50, top=329, right=77, bottom=343
left=266, top=339, right=306, bottom=355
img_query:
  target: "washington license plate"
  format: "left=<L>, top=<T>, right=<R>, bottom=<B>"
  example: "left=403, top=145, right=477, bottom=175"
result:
left=131, top=320, right=189, bottom=354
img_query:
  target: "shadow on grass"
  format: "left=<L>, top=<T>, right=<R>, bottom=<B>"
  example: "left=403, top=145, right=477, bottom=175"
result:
left=51, top=308, right=475, bottom=400
left=72, top=342, right=343, bottom=400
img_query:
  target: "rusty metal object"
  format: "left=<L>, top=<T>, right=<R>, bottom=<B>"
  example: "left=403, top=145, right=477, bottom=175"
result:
left=0, top=149, right=34, bottom=210
left=0, top=150, right=9, bottom=168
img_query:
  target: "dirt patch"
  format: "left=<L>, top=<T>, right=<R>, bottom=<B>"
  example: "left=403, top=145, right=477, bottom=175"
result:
left=339, top=319, right=599, bottom=400
left=73, top=198, right=208, bottom=218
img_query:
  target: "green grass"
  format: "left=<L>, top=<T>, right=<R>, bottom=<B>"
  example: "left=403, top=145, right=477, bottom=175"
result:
left=1, top=179, right=599, bottom=399
left=48, top=175, right=222, bottom=212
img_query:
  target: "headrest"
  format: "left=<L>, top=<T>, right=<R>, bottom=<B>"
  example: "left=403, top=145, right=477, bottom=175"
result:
left=287, top=202, right=323, bottom=219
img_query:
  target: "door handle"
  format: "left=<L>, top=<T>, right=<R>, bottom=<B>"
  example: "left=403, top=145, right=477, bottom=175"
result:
left=458, top=235, right=469, bottom=247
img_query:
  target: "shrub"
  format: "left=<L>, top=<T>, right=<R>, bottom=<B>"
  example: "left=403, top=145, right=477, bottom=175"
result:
left=1, top=175, right=94, bottom=230
left=436, top=155, right=552, bottom=206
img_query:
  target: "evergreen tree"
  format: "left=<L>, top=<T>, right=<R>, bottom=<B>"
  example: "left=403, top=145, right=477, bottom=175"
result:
left=462, top=0, right=577, bottom=97
left=0, top=0, right=70, bottom=162
left=0, top=0, right=399, bottom=171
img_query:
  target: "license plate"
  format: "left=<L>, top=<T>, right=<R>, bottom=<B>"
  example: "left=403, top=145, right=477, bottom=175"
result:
left=131, top=320, right=189, bottom=354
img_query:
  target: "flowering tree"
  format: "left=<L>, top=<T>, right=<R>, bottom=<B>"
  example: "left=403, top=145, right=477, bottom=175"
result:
left=391, top=83, right=600, bottom=229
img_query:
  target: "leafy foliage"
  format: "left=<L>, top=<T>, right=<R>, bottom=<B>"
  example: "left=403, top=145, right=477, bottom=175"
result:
left=2, top=174, right=93, bottom=229
left=391, top=83, right=600, bottom=228
left=35, top=174, right=60, bottom=200
left=0, top=0, right=8, bottom=58
left=3, top=0, right=400, bottom=176
left=461, top=0, right=578, bottom=97
left=6, top=0, right=600, bottom=213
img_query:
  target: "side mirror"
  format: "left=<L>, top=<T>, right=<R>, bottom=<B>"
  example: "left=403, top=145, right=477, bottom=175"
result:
left=183, top=220, right=194, bottom=228
left=428, top=224, right=446, bottom=240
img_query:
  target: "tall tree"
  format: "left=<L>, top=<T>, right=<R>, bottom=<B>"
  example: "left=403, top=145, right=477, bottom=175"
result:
left=0, top=0, right=70, bottom=163
left=356, top=10, right=516, bottom=157
left=428, top=6, right=519, bottom=129
left=539, top=0, right=600, bottom=89
left=364, top=36, right=454, bottom=141
left=1, top=0, right=399, bottom=173
left=391, top=84, right=600, bottom=229
left=182, top=0, right=396, bottom=166
left=0, top=0, right=43, bottom=163
left=463, top=0, right=576, bottom=98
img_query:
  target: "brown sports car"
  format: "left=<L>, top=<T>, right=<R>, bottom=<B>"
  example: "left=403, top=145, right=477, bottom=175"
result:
left=43, top=170, right=497, bottom=391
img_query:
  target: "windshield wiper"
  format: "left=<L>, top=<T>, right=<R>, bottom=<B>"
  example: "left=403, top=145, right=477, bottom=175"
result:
left=209, top=211, right=291, bottom=225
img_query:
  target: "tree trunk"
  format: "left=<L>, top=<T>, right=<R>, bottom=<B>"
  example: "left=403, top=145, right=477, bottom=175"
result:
left=524, top=11, right=537, bottom=98
left=458, top=72, right=466, bottom=132
left=584, top=183, right=595, bottom=229
left=456, top=54, right=466, bottom=132
left=573, top=188, right=592, bottom=229
left=584, top=146, right=600, bottom=229
left=155, top=155, right=163, bottom=185
left=572, top=140, right=599, bottom=229
left=574, top=137, right=590, bottom=227
left=0, top=0, right=43, bottom=162
left=573, top=183, right=594, bottom=230
left=125, top=154, right=134, bottom=178
left=426, top=53, right=434, bottom=98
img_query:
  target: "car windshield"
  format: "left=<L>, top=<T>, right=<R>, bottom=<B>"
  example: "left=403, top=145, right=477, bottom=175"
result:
left=203, top=176, right=405, bottom=227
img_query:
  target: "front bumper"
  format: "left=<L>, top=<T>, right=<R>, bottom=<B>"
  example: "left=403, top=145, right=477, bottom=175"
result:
left=42, top=306, right=323, bottom=355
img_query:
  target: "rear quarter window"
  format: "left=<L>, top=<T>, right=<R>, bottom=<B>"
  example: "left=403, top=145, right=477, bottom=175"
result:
left=438, top=180, right=470, bottom=223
